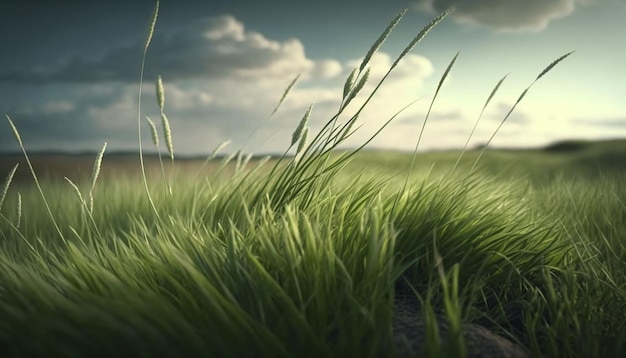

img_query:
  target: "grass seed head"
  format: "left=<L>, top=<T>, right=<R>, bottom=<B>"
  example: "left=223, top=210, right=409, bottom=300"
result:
left=161, top=112, right=174, bottom=160
left=6, top=115, right=24, bottom=148
left=156, top=75, right=165, bottom=111
left=143, top=0, right=159, bottom=54
left=291, top=104, right=313, bottom=146
left=210, top=140, right=231, bottom=160
left=343, top=67, right=359, bottom=100
left=297, top=127, right=309, bottom=155
left=345, top=67, right=370, bottom=106
left=393, top=7, right=453, bottom=68
left=65, top=177, right=86, bottom=208
left=536, top=51, right=574, bottom=81
left=15, top=192, right=21, bottom=228
left=91, top=142, right=107, bottom=193
left=146, top=116, right=159, bottom=147
left=0, top=163, right=19, bottom=212
left=360, top=8, right=407, bottom=73
left=271, top=73, right=301, bottom=117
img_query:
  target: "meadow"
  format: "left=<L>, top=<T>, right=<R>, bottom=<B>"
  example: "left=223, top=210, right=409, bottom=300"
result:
left=1, top=3, right=625, bottom=357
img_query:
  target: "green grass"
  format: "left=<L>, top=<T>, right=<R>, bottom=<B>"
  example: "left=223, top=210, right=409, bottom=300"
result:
left=1, top=3, right=626, bottom=357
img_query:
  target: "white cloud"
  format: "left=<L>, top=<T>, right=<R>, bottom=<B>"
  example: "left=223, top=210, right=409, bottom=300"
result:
left=309, top=59, right=344, bottom=80
left=2, top=12, right=612, bottom=156
left=414, top=0, right=599, bottom=32
left=0, top=15, right=335, bottom=84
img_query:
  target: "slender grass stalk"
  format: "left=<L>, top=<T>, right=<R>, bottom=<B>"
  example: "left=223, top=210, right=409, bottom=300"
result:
left=137, top=0, right=160, bottom=218
left=390, top=52, right=459, bottom=216
left=241, top=73, right=302, bottom=152
left=295, top=127, right=309, bottom=162
left=64, top=176, right=104, bottom=244
left=89, top=142, right=107, bottom=214
left=470, top=51, right=575, bottom=172
left=160, top=109, right=174, bottom=163
left=361, top=9, right=407, bottom=72
left=342, top=67, right=359, bottom=100
left=156, top=74, right=165, bottom=112
left=450, top=74, right=509, bottom=174
left=410, top=52, right=458, bottom=175
left=234, top=150, right=243, bottom=173
left=0, top=163, right=18, bottom=212
left=146, top=116, right=169, bottom=193
left=271, top=73, right=301, bottom=118
left=154, top=75, right=175, bottom=195
left=14, top=192, right=21, bottom=228
left=291, top=104, right=313, bottom=147
left=253, top=8, right=454, bottom=213
left=5, top=115, right=65, bottom=243
left=194, top=140, right=232, bottom=182
left=65, top=177, right=87, bottom=210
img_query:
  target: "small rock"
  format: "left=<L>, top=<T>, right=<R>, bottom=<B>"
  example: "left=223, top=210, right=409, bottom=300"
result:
left=392, top=296, right=529, bottom=358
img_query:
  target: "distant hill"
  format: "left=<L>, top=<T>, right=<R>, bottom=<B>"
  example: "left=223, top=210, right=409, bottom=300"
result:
left=2, top=138, right=626, bottom=185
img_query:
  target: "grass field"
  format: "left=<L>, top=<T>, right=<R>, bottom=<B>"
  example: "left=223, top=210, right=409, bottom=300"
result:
left=1, top=3, right=625, bottom=358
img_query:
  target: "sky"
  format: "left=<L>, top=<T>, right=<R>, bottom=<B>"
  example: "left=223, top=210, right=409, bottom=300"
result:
left=0, top=0, right=624, bottom=156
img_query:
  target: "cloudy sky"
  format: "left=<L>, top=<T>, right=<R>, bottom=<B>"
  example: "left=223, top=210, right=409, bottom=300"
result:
left=1, top=0, right=624, bottom=156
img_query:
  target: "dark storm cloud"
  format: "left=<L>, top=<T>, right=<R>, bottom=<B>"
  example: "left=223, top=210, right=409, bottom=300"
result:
left=0, top=84, right=137, bottom=151
left=416, top=0, right=597, bottom=32
left=0, top=15, right=315, bottom=84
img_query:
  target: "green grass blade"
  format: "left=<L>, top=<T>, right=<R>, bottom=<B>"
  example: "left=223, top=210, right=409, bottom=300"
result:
left=0, top=163, right=18, bottom=212
left=392, top=7, right=454, bottom=68
left=359, top=8, right=407, bottom=72
left=5, top=115, right=65, bottom=243
left=137, top=0, right=161, bottom=218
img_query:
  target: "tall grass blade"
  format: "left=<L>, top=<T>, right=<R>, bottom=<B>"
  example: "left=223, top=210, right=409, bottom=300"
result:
left=14, top=192, right=21, bottom=228
left=270, top=73, right=300, bottom=117
left=146, top=116, right=160, bottom=147
left=451, top=73, right=509, bottom=173
left=65, top=177, right=87, bottom=209
left=89, top=142, right=107, bottom=214
left=296, top=127, right=309, bottom=155
left=342, top=67, right=359, bottom=100
left=234, top=149, right=243, bottom=173
left=90, top=142, right=107, bottom=191
left=156, top=75, right=165, bottom=112
left=392, top=7, right=454, bottom=68
left=393, top=52, right=459, bottom=215
left=0, top=163, right=18, bottom=212
left=146, top=116, right=170, bottom=194
left=137, top=0, right=161, bottom=218
left=160, top=112, right=174, bottom=161
left=291, top=104, right=313, bottom=146
left=294, top=127, right=310, bottom=165
left=342, top=67, right=370, bottom=111
left=535, top=51, right=574, bottom=82
left=241, top=73, right=301, bottom=151
left=6, top=115, right=65, bottom=242
left=471, top=52, right=573, bottom=171
left=143, top=0, right=159, bottom=54
left=413, top=51, right=459, bottom=151
left=359, top=8, right=407, bottom=72
left=211, top=140, right=231, bottom=159
left=195, top=140, right=232, bottom=182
